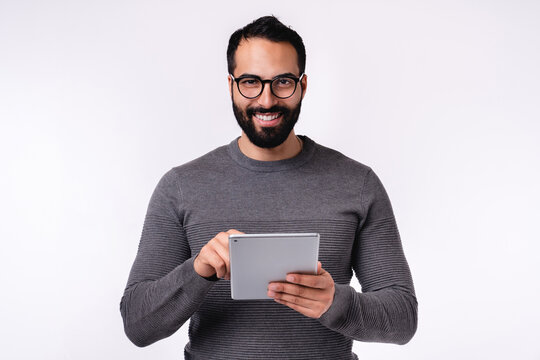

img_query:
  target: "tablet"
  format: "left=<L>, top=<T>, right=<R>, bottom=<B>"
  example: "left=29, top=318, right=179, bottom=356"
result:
left=229, top=233, right=320, bottom=300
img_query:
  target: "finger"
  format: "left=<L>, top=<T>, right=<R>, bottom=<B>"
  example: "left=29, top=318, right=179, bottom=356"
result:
left=317, top=261, right=323, bottom=275
left=268, top=282, right=319, bottom=300
left=204, top=249, right=227, bottom=278
left=215, top=231, right=231, bottom=245
left=214, top=244, right=231, bottom=278
left=226, top=229, right=244, bottom=235
left=212, top=232, right=232, bottom=277
left=222, top=230, right=243, bottom=279
left=212, top=243, right=230, bottom=278
left=274, top=298, right=319, bottom=319
left=285, top=273, right=329, bottom=289
left=271, top=291, right=320, bottom=309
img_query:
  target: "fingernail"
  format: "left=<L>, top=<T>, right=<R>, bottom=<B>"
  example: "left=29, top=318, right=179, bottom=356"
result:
left=268, top=290, right=276, bottom=297
left=268, top=284, right=278, bottom=291
left=286, top=275, right=295, bottom=282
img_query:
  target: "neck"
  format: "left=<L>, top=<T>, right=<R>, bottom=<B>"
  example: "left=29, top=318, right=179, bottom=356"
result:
left=237, top=131, right=303, bottom=161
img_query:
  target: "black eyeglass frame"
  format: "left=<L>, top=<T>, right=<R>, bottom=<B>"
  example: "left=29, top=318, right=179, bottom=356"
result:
left=229, top=73, right=305, bottom=99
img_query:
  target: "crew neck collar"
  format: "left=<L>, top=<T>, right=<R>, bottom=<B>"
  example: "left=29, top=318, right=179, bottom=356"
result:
left=227, top=135, right=316, bottom=172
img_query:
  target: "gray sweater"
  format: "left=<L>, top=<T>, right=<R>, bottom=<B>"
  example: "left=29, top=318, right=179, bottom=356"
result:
left=120, top=135, right=418, bottom=359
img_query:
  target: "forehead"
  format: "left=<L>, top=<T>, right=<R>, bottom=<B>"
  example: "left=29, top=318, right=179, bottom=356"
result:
left=234, top=38, right=299, bottom=77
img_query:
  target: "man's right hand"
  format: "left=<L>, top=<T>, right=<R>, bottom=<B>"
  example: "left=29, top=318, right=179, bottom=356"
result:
left=193, top=229, right=243, bottom=280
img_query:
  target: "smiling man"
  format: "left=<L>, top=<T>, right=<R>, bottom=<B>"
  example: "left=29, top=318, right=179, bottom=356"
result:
left=229, top=36, right=305, bottom=155
left=120, top=16, right=418, bottom=359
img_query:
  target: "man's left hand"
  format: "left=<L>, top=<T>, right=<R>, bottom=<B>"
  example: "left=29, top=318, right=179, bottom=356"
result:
left=267, top=261, right=335, bottom=319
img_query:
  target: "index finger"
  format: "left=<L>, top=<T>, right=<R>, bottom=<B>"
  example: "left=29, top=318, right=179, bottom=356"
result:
left=215, top=229, right=244, bottom=245
left=227, top=229, right=244, bottom=235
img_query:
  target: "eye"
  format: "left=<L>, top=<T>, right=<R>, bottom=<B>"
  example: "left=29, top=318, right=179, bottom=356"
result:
left=274, top=78, right=294, bottom=87
left=239, top=78, right=260, bottom=87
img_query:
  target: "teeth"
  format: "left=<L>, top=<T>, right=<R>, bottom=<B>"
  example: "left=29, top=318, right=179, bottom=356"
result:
left=255, top=113, right=280, bottom=121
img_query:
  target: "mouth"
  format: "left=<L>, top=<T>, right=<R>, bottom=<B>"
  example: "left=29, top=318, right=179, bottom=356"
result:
left=253, top=112, right=282, bottom=127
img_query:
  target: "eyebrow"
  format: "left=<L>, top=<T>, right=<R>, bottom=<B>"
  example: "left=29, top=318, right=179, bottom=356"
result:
left=238, top=72, right=299, bottom=78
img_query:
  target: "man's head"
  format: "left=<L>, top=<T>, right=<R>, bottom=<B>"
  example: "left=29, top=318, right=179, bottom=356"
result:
left=227, top=16, right=307, bottom=148
left=227, top=16, right=306, bottom=76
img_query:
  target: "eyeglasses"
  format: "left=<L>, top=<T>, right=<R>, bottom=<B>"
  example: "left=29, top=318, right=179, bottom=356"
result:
left=230, top=73, right=305, bottom=99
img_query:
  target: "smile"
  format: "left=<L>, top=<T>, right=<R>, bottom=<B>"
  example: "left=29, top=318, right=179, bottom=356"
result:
left=254, top=112, right=281, bottom=121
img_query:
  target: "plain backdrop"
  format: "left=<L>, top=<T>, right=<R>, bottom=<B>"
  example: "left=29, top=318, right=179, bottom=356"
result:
left=1, top=1, right=539, bottom=359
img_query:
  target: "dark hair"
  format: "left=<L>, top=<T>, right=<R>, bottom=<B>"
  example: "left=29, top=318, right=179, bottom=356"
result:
left=227, top=15, right=306, bottom=75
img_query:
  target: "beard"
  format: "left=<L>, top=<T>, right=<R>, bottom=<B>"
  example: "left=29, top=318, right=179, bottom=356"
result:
left=232, top=98, right=302, bottom=149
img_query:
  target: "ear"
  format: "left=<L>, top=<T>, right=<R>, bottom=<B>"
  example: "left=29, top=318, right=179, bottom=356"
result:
left=228, top=75, right=233, bottom=97
left=300, top=74, right=307, bottom=99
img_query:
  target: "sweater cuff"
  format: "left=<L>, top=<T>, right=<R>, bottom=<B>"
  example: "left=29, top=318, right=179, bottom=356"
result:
left=318, top=283, right=355, bottom=331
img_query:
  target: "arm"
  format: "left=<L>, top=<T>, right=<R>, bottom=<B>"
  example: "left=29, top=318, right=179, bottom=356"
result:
left=119, top=170, right=216, bottom=347
left=318, top=169, right=418, bottom=344
left=266, top=169, right=417, bottom=343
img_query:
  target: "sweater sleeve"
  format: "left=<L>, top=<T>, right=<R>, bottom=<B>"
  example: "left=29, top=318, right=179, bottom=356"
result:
left=318, top=169, right=418, bottom=344
left=119, top=169, right=216, bottom=347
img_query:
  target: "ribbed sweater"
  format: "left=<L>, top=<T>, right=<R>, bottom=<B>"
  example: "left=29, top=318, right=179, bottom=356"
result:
left=120, top=135, right=418, bottom=359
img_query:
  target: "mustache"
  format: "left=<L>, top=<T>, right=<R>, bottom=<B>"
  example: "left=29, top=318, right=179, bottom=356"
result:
left=246, top=106, right=290, bottom=117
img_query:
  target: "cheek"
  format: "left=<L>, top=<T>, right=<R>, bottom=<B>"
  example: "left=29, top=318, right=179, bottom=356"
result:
left=283, top=97, right=301, bottom=110
left=288, top=90, right=303, bottom=103
left=233, top=98, right=254, bottom=116
left=232, top=91, right=246, bottom=106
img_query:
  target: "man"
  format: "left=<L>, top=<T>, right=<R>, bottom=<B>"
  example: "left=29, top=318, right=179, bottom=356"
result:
left=120, top=15, right=417, bottom=359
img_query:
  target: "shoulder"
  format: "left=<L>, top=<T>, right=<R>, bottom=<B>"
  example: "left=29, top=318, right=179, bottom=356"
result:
left=307, top=137, right=373, bottom=176
left=148, top=143, right=232, bottom=200
left=308, top=138, right=395, bottom=216
left=149, top=143, right=231, bottom=212
left=166, top=143, right=232, bottom=179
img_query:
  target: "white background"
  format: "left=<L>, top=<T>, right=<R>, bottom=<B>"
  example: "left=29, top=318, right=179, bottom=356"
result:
left=1, top=1, right=539, bottom=359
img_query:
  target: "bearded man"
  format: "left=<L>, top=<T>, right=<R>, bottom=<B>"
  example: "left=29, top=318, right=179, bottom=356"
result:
left=120, top=15, right=418, bottom=360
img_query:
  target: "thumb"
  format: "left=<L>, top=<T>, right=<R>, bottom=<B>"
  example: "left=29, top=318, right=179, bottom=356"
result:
left=317, top=261, right=323, bottom=275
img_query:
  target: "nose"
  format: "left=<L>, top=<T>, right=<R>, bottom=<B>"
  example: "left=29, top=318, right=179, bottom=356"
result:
left=257, top=83, right=278, bottom=109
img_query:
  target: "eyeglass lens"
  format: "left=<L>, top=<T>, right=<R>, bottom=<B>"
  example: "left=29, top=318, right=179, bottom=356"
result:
left=237, top=77, right=297, bottom=99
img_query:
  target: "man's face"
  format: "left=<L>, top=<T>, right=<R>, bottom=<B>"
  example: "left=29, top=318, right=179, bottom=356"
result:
left=228, top=38, right=307, bottom=148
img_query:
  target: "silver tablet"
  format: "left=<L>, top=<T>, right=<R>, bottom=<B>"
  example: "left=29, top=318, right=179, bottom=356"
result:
left=229, top=233, right=320, bottom=300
